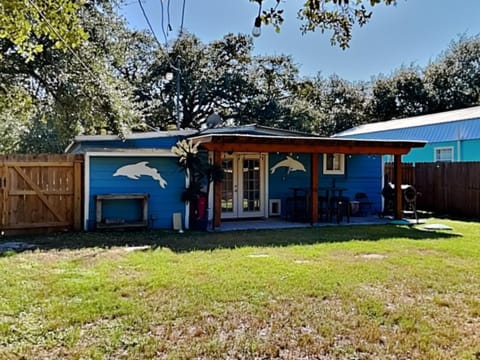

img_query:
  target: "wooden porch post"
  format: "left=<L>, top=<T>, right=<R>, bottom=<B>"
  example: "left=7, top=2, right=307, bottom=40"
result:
left=310, top=153, right=318, bottom=224
left=394, top=154, right=403, bottom=219
left=213, top=151, right=222, bottom=229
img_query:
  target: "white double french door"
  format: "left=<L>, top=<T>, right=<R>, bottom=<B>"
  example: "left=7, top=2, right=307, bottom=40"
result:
left=221, top=153, right=266, bottom=219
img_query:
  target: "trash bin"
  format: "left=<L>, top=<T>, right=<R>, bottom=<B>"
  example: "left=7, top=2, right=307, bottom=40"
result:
left=350, top=201, right=360, bottom=216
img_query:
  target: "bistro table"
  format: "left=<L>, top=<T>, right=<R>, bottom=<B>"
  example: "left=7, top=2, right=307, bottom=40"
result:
left=288, top=187, right=310, bottom=222
left=318, top=186, right=348, bottom=222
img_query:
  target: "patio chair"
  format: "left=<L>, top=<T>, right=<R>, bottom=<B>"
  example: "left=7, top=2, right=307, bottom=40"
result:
left=330, top=196, right=350, bottom=223
left=318, top=195, right=329, bottom=222
left=354, top=192, right=374, bottom=216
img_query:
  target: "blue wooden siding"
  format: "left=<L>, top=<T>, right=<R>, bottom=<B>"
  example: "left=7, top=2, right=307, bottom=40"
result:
left=342, top=118, right=480, bottom=163
left=268, top=153, right=311, bottom=218
left=402, top=141, right=457, bottom=163
left=268, top=153, right=383, bottom=217
left=461, top=139, right=480, bottom=161
left=88, top=156, right=185, bottom=230
left=338, top=155, right=383, bottom=213
left=384, top=139, right=480, bottom=163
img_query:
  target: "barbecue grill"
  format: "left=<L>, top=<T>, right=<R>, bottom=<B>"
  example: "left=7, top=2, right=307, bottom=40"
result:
left=381, top=182, right=418, bottom=222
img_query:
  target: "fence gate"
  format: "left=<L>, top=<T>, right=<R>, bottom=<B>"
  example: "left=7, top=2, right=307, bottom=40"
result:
left=0, top=154, right=83, bottom=235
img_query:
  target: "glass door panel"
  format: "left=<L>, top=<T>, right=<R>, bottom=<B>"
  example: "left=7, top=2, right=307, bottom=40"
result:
left=241, top=159, right=261, bottom=214
left=221, top=153, right=265, bottom=219
left=221, top=158, right=236, bottom=218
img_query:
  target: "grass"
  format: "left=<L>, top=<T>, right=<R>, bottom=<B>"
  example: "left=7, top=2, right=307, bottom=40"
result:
left=1, top=218, right=480, bottom=359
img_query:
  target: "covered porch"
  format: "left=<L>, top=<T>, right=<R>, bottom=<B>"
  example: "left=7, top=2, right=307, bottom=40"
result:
left=215, top=215, right=392, bottom=232
left=190, top=133, right=425, bottom=230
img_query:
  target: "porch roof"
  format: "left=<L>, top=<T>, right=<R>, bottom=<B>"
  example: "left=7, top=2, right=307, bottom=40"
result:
left=189, top=133, right=426, bottom=155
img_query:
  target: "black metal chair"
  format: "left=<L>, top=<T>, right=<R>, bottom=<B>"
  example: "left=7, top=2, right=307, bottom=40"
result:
left=318, top=195, right=329, bottom=222
left=330, top=196, right=351, bottom=223
left=286, top=196, right=309, bottom=222
left=354, top=192, right=374, bottom=216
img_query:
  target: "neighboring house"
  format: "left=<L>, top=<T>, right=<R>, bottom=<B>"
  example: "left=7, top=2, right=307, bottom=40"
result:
left=334, top=106, right=480, bottom=163
left=66, top=124, right=424, bottom=231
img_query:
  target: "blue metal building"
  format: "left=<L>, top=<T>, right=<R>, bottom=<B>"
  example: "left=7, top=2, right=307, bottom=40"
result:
left=334, top=106, right=480, bottom=163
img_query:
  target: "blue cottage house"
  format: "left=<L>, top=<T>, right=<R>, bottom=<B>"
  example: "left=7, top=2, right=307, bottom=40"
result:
left=334, top=106, right=480, bottom=163
left=67, top=125, right=424, bottom=231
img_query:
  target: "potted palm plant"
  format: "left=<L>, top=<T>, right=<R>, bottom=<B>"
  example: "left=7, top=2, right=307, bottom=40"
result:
left=172, top=139, right=223, bottom=230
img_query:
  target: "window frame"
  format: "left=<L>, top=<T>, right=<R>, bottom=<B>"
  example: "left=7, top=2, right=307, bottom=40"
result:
left=434, top=146, right=454, bottom=162
left=323, top=153, right=345, bottom=175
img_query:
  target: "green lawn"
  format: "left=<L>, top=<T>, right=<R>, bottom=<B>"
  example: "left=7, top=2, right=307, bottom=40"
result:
left=1, top=219, right=480, bottom=359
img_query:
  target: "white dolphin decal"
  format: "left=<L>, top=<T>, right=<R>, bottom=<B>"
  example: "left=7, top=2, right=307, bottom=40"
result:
left=113, top=161, right=167, bottom=188
left=270, top=156, right=306, bottom=174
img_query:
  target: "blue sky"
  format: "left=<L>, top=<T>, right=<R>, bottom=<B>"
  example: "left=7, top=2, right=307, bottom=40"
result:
left=121, top=0, right=480, bottom=81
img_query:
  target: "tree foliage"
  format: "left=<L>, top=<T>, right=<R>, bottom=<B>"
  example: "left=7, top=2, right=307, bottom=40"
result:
left=0, top=0, right=87, bottom=60
left=143, top=33, right=257, bottom=129
left=0, top=1, right=151, bottom=153
left=424, top=35, right=480, bottom=113
left=2, top=0, right=480, bottom=154
left=369, top=67, right=430, bottom=122
left=251, top=0, right=396, bottom=48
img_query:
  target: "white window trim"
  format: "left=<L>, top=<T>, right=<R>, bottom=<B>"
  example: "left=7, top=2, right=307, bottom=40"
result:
left=434, top=146, right=454, bottom=162
left=323, top=153, right=345, bottom=175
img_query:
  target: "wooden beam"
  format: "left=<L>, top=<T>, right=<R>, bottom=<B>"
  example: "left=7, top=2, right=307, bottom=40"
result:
left=190, top=135, right=426, bottom=156
left=213, top=151, right=222, bottom=229
left=9, top=190, right=75, bottom=196
left=13, top=166, right=65, bottom=223
left=197, top=143, right=414, bottom=156
left=3, top=162, right=77, bottom=167
left=394, top=155, right=403, bottom=219
left=310, top=153, right=319, bottom=224
left=3, top=222, right=72, bottom=230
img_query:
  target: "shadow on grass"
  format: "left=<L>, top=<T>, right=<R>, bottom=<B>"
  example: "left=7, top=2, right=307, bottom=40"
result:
left=0, top=224, right=462, bottom=254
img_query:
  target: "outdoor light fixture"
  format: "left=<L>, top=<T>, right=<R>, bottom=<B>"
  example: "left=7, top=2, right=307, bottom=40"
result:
left=252, top=16, right=262, bottom=37
left=165, top=72, right=174, bottom=81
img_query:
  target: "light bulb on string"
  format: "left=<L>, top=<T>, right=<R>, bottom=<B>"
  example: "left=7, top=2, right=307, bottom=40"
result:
left=252, top=16, right=262, bottom=37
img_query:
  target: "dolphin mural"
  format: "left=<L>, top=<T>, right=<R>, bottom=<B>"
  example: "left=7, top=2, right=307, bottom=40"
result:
left=270, top=156, right=306, bottom=174
left=113, top=161, right=168, bottom=188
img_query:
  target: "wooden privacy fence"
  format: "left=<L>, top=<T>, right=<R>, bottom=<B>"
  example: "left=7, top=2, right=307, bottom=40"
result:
left=0, top=154, right=83, bottom=235
left=385, top=162, right=480, bottom=219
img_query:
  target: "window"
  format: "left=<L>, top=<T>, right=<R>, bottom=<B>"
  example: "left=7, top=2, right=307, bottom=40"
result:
left=323, top=153, right=345, bottom=175
left=434, top=147, right=453, bottom=162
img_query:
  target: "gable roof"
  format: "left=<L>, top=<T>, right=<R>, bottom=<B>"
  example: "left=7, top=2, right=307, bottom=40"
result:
left=199, top=124, right=315, bottom=137
left=334, top=106, right=480, bottom=142
left=66, top=125, right=314, bottom=153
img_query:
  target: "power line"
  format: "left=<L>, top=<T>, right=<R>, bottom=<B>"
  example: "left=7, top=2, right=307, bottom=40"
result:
left=137, top=0, right=163, bottom=46
left=180, top=0, right=187, bottom=34
left=159, top=0, right=169, bottom=45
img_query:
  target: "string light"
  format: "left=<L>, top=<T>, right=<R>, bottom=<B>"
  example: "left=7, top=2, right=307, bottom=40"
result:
left=252, top=2, right=262, bottom=37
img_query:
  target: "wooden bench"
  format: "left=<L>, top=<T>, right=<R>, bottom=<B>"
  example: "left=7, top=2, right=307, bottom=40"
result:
left=95, top=193, right=149, bottom=229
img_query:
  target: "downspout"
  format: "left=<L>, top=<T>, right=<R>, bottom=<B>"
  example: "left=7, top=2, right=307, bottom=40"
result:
left=457, top=139, right=461, bottom=161
left=456, top=127, right=462, bottom=162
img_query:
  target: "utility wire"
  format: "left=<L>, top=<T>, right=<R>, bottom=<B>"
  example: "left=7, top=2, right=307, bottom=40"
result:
left=180, top=0, right=186, bottom=34
left=137, top=0, right=163, bottom=46
left=159, top=0, right=169, bottom=45
left=167, top=0, right=172, bottom=31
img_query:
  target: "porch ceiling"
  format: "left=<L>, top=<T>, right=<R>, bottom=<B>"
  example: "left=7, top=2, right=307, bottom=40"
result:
left=190, top=134, right=426, bottom=155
